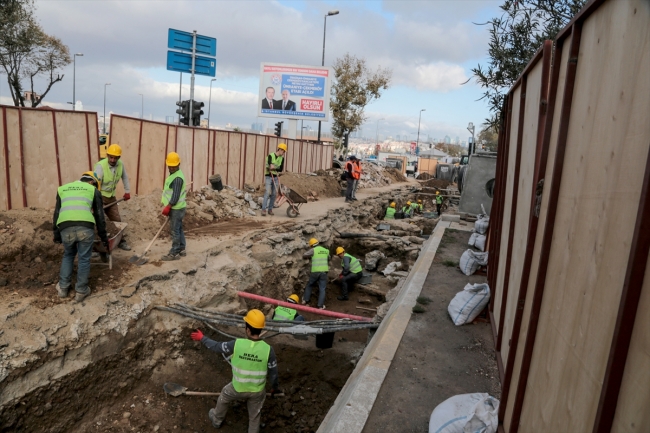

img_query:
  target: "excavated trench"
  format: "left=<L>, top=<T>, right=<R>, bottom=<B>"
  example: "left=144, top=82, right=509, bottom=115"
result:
left=0, top=187, right=438, bottom=433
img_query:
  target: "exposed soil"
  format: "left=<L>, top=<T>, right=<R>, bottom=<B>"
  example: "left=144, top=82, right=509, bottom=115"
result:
left=362, top=228, right=500, bottom=433
left=384, top=168, right=408, bottom=183
left=273, top=173, right=342, bottom=200
left=419, top=178, right=452, bottom=190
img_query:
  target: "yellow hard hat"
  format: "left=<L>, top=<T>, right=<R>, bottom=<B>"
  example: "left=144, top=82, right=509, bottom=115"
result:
left=390, top=202, right=396, bottom=208
left=106, top=144, right=122, bottom=157
left=287, top=294, right=299, bottom=304
left=418, top=199, right=422, bottom=203
left=81, top=171, right=101, bottom=190
left=277, top=143, right=288, bottom=152
left=309, top=238, right=319, bottom=247
left=436, top=191, right=440, bottom=194
left=166, top=152, right=181, bottom=167
left=407, top=201, right=412, bottom=205
left=336, top=247, right=345, bottom=255
left=243, top=309, right=265, bottom=329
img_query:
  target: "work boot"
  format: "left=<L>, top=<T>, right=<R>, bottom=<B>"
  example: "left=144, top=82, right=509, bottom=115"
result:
left=56, top=283, right=69, bottom=298
left=179, top=250, right=187, bottom=257
left=268, top=210, right=274, bottom=215
left=208, top=408, right=222, bottom=429
left=301, top=300, right=308, bottom=305
left=352, top=197, right=358, bottom=201
left=75, top=289, right=91, bottom=303
left=337, top=295, right=349, bottom=301
left=318, top=305, right=326, bottom=310
left=118, top=240, right=131, bottom=251
left=261, top=210, right=266, bottom=216
left=161, top=253, right=180, bottom=261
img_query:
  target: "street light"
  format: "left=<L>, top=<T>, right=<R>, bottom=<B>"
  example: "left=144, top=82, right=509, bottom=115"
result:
left=317, top=9, right=340, bottom=144
left=103, top=83, right=111, bottom=134
left=375, top=118, right=385, bottom=149
left=138, top=93, right=143, bottom=119
left=72, top=53, right=83, bottom=111
left=467, top=122, right=475, bottom=154
left=416, top=109, right=426, bottom=155
left=208, top=78, right=216, bottom=128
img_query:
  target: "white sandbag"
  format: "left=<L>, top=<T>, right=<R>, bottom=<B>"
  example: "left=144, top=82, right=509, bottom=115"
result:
left=468, top=232, right=478, bottom=247
left=474, top=216, right=490, bottom=235
left=448, top=283, right=490, bottom=325
left=459, top=250, right=488, bottom=276
left=429, top=393, right=499, bottom=433
left=474, top=234, right=486, bottom=252
left=382, top=261, right=402, bottom=276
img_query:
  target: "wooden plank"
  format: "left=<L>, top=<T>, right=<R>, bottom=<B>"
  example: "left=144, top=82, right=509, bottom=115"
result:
left=0, top=107, right=10, bottom=211
left=21, top=110, right=58, bottom=208
left=5, top=109, right=22, bottom=209
left=175, top=126, right=194, bottom=188
left=54, top=111, right=93, bottom=186
left=213, top=131, right=228, bottom=184
left=192, top=129, right=209, bottom=189
left=137, top=121, right=168, bottom=194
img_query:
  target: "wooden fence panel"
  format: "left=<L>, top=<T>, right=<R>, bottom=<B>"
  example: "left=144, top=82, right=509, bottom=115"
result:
left=5, top=109, right=23, bottom=209
left=22, top=110, right=58, bottom=208
left=137, top=121, right=168, bottom=194
left=193, top=129, right=210, bottom=188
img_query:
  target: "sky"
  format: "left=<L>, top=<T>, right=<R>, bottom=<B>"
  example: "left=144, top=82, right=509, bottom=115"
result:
left=0, top=0, right=503, bottom=142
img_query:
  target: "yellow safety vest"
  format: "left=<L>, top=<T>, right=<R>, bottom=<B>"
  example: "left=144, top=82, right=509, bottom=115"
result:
left=385, top=207, right=396, bottom=219
left=273, top=306, right=297, bottom=321
left=95, top=158, right=123, bottom=198
left=265, top=153, right=284, bottom=176
left=161, top=170, right=187, bottom=210
left=311, top=246, right=329, bottom=273
left=231, top=339, right=270, bottom=393
left=344, top=253, right=362, bottom=274
left=56, top=181, right=96, bottom=226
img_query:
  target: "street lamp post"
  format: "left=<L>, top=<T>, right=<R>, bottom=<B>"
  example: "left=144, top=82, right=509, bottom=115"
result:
left=208, top=78, right=216, bottom=128
left=375, top=118, right=385, bottom=150
left=138, top=93, right=143, bottom=119
left=103, top=83, right=111, bottom=134
left=317, top=10, right=339, bottom=144
left=467, top=122, right=475, bottom=155
left=72, top=53, right=83, bottom=110
left=416, top=109, right=426, bottom=155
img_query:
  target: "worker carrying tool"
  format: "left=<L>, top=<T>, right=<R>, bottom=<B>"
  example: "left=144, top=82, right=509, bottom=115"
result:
left=94, top=143, right=131, bottom=250
left=190, top=309, right=280, bottom=433
left=384, top=202, right=396, bottom=220
left=435, top=191, right=443, bottom=214
left=302, top=238, right=330, bottom=309
left=273, top=294, right=305, bottom=322
left=335, top=247, right=363, bottom=301
left=261, top=143, right=287, bottom=216
left=402, top=201, right=414, bottom=218
left=161, top=152, right=187, bottom=261
left=52, top=172, right=108, bottom=303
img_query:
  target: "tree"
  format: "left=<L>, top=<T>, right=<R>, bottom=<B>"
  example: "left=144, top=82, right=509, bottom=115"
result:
left=477, top=126, right=499, bottom=152
left=471, top=0, right=585, bottom=129
left=330, top=53, right=391, bottom=143
left=0, top=0, right=71, bottom=107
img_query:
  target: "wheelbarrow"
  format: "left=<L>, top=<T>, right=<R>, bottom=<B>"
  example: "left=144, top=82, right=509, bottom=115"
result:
left=93, top=221, right=127, bottom=270
left=270, top=175, right=307, bottom=218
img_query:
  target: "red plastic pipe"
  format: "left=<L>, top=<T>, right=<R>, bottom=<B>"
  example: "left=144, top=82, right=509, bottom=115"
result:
left=237, top=291, right=372, bottom=322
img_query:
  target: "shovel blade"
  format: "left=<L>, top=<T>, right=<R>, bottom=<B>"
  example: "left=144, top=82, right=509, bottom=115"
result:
left=129, top=254, right=149, bottom=265
left=163, top=382, right=187, bottom=397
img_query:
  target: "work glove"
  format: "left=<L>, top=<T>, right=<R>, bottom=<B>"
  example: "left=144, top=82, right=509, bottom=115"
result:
left=123, top=193, right=131, bottom=201
left=270, top=388, right=281, bottom=398
left=338, top=274, right=344, bottom=280
left=162, top=205, right=172, bottom=217
left=190, top=329, right=204, bottom=341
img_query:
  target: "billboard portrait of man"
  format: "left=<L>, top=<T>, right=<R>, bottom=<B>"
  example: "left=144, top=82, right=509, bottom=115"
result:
left=280, top=90, right=296, bottom=111
left=262, top=87, right=280, bottom=109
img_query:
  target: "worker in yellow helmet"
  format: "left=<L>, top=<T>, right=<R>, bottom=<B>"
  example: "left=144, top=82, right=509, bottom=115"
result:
left=261, top=143, right=287, bottom=216
left=384, top=202, right=396, bottom=220
left=94, top=143, right=132, bottom=250
left=415, top=199, right=423, bottom=214
left=435, top=191, right=443, bottom=214
left=335, top=247, right=363, bottom=301
left=272, top=294, right=305, bottom=322
left=161, top=152, right=187, bottom=261
left=402, top=200, right=414, bottom=218
left=52, top=172, right=108, bottom=303
left=302, top=238, right=330, bottom=309
left=191, top=309, right=281, bottom=432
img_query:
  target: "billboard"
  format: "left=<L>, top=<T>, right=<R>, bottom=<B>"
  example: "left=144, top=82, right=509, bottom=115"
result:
left=258, top=62, right=332, bottom=121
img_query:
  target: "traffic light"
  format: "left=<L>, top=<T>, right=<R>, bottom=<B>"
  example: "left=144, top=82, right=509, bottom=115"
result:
left=176, top=100, right=190, bottom=126
left=191, top=101, right=204, bottom=127
left=274, top=121, right=283, bottom=137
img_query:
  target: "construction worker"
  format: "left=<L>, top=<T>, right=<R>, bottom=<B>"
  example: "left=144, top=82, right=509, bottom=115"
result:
left=384, top=202, right=396, bottom=220
left=262, top=143, right=287, bottom=216
left=344, top=155, right=359, bottom=203
left=351, top=157, right=362, bottom=200
left=335, top=247, right=363, bottom=301
left=94, top=143, right=131, bottom=250
left=435, top=191, right=443, bottom=214
left=272, top=294, right=305, bottom=322
left=52, top=172, right=108, bottom=303
left=402, top=201, right=414, bottom=218
left=302, top=238, right=330, bottom=309
left=161, top=152, right=187, bottom=261
left=417, top=199, right=424, bottom=213
left=190, top=309, right=280, bottom=433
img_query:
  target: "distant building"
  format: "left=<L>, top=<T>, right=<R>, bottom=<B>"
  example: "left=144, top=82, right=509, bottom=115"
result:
left=251, top=122, right=263, bottom=132
left=444, top=135, right=451, bottom=144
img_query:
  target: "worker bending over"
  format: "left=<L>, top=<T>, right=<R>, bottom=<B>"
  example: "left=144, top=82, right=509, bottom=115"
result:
left=302, top=238, right=330, bottom=309
left=384, top=202, right=396, bottom=220
left=336, top=247, right=363, bottom=301
left=416, top=199, right=423, bottom=213
left=53, top=172, right=108, bottom=303
left=273, top=294, right=305, bottom=322
left=402, top=201, right=414, bottom=218
left=262, top=143, right=287, bottom=216
left=191, top=310, right=280, bottom=433
left=94, top=143, right=131, bottom=250
left=161, top=152, right=187, bottom=261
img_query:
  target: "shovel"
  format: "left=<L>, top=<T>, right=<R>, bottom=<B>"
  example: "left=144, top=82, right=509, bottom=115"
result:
left=129, top=219, right=168, bottom=265
left=103, top=198, right=125, bottom=210
left=163, top=382, right=284, bottom=398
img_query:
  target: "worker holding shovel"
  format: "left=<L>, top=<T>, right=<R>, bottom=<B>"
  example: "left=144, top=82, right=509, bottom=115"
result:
left=160, top=152, right=187, bottom=261
left=190, top=309, right=280, bottom=433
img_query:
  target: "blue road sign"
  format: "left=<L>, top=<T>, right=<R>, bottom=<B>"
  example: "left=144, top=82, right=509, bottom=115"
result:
left=168, top=29, right=217, bottom=57
left=166, top=51, right=216, bottom=77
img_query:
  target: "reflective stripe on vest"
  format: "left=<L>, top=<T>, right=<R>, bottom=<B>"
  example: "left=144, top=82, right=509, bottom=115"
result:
left=56, top=181, right=96, bottom=226
left=265, top=153, right=284, bottom=176
left=273, top=306, right=297, bottom=321
left=161, top=170, right=187, bottom=210
left=95, top=158, right=123, bottom=198
left=385, top=207, right=396, bottom=219
left=231, top=339, right=270, bottom=393
left=311, top=246, right=329, bottom=273
left=344, top=253, right=362, bottom=274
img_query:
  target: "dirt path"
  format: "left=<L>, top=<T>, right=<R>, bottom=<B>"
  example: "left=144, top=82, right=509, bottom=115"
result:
left=362, top=228, right=500, bottom=433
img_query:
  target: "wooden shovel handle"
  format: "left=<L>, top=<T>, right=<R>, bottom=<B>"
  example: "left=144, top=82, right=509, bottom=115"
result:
left=141, top=219, right=168, bottom=257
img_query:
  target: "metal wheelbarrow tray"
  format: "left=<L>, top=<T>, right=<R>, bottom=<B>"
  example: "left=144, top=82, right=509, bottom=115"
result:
left=273, top=177, right=308, bottom=218
left=93, top=222, right=127, bottom=270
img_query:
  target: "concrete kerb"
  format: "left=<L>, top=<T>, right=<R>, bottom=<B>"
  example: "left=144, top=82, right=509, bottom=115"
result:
left=317, top=220, right=452, bottom=433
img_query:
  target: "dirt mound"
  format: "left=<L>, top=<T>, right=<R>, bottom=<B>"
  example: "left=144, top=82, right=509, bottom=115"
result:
left=420, top=178, right=451, bottom=190
left=384, top=168, right=407, bottom=183
left=274, top=172, right=342, bottom=199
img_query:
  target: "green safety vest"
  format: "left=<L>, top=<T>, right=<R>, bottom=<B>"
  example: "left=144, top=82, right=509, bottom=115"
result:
left=56, top=181, right=96, bottom=226
left=418, top=204, right=423, bottom=211
left=411, top=203, right=419, bottom=211
left=231, top=339, right=270, bottom=393
left=265, top=152, right=284, bottom=176
left=384, top=207, right=396, bottom=219
left=436, top=195, right=443, bottom=204
left=273, top=305, right=297, bottom=321
left=402, top=206, right=411, bottom=214
left=344, top=253, right=363, bottom=274
left=311, top=246, right=329, bottom=273
left=94, top=158, right=123, bottom=198
left=161, top=170, right=187, bottom=210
